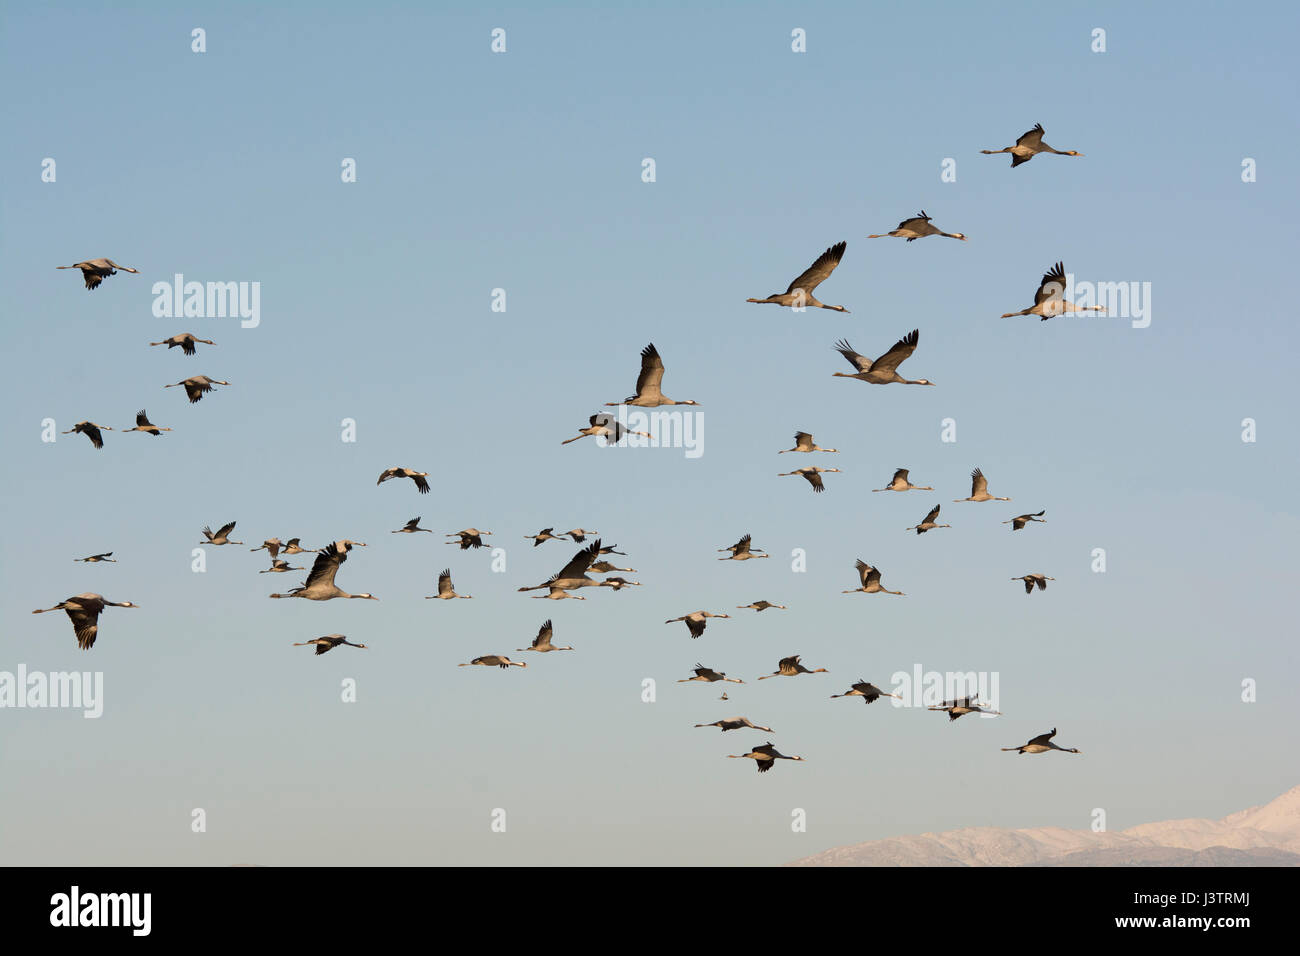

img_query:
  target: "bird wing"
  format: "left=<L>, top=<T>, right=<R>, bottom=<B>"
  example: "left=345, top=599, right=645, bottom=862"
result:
left=869, top=329, right=920, bottom=373
left=854, top=559, right=871, bottom=587
left=634, top=343, right=666, bottom=400
left=893, top=468, right=909, bottom=483
left=833, top=339, right=872, bottom=372
left=438, top=570, right=453, bottom=596
left=404, top=518, right=420, bottom=530
left=377, top=468, right=396, bottom=484
left=67, top=605, right=101, bottom=649
left=1026, top=729, right=1056, bottom=747
left=734, top=534, right=752, bottom=554
left=413, top=475, right=430, bottom=494
left=804, top=470, right=825, bottom=492
left=216, top=521, right=237, bottom=539
left=1033, top=262, right=1067, bottom=306
left=866, top=566, right=882, bottom=587
left=922, top=504, right=941, bottom=525
left=898, top=213, right=930, bottom=231
left=785, top=241, right=845, bottom=295
left=686, top=618, right=707, bottom=638
left=304, top=545, right=345, bottom=589
left=533, top=620, right=554, bottom=648
left=554, top=539, right=601, bottom=579
left=181, top=335, right=197, bottom=355
left=1023, top=578, right=1034, bottom=594
left=1016, top=124, right=1046, bottom=148
left=793, top=431, right=813, bottom=450
left=136, top=410, right=151, bottom=427
left=778, top=655, right=800, bottom=670
left=971, top=468, right=988, bottom=495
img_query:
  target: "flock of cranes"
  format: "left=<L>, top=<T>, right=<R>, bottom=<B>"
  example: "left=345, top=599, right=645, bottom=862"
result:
left=40, top=118, right=1091, bottom=790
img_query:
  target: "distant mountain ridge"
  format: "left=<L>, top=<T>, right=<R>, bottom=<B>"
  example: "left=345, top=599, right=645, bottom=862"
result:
left=789, top=785, right=1300, bottom=866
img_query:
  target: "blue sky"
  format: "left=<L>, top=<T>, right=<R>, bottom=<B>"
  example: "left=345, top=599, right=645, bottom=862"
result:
left=1, top=1, right=1297, bottom=865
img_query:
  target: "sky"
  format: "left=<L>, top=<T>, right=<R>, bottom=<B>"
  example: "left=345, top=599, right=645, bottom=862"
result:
left=1, top=1, right=1297, bottom=866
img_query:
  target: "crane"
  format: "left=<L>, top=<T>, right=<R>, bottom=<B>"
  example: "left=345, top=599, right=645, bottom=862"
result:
left=747, top=241, right=849, bottom=312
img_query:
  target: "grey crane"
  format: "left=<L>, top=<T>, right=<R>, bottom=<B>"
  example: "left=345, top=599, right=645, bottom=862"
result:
left=260, top=559, right=305, bottom=574
left=868, top=211, right=966, bottom=241
left=605, top=342, right=700, bottom=407
left=779, top=431, right=838, bottom=454
left=728, top=742, right=804, bottom=773
left=954, top=467, right=1011, bottom=503
left=426, top=568, right=472, bottom=600
left=459, top=655, right=527, bottom=669
left=293, top=634, right=367, bottom=655
left=150, top=332, right=214, bottom=355
left=561, top=413, right=651, bottom=446
left=518, top=620, right=573, bottom=653
left=982, top=123, right=1082, bottom=167
left=200, top=521, right=243, bottom=545
left=677, top=664, right=744, bottom=685
left=666, top=610, right=731, bottom=638
left=74, top=552, right=115, bottom=563
left=62, top=421, right=111, bottom=449
left=1002, top=728, right=1080, bottom=754
left=695, top=717, right=773, bottom=733
left=280, top=538, right=317, bottom=555
left=525, top=527, right=567, bottom=547
left=873, top=468, right=932, bottom=492
left=1000, top=261, right=1104, bottom=320
left=747, top=241, right=849, bottom=312
left=58, top=258, right=139, bottom=290
left=778, top=465, right=842, bottom=493
left=589, top=560, right=636, bottom=573
left=907, top=504, right=951, bottom=535
left=269, top=541, right=377, bottom=601
left=757, top=654, right=828, bottom=680
left=32, top=593, right=138, bottom=649
left=564, top=529, right=598, bottom=543
left=251, top=538, right=283, bottom=559
left=1011, top=573, right=1055, bottom=594
left=737, top=600, right=785, bottom=612
left=121, top=409, right=172, bottom=436
left=929, top=695, right=1002, bottom=721
left=843, top=560, right=905, bottom=596
left=377, top=466, right=430, bottom=494
left=446, top=529, right=492, bottom=550
left=600, top=576, right=642, bottom=590
left=518, top=539, right=605, bottom=600
left=832, top=331, right=935, bottom=386
left=718, top=534, right=768, bottom=561
left=392, top=517, right=434, bottom=534
left=165, top=375, right=229, bottom=404
left=1003, top=510, right=1046, bottom=531
left=831, top=680, right=900, bottom=704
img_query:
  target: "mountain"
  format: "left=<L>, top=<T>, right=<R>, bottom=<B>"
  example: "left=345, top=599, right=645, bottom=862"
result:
left=789, top=785, right=1300, bottom=866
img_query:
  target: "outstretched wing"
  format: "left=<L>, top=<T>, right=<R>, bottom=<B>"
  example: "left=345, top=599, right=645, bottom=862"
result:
left=1016, top=123, right=1046, bottom=149
left=634, top=343, right=666, bottom=401
left=304, top=544, right=346, bottom=590
left=554, top=539, right=601, bottom=580
left=785, top=241, right=845, bottom=295
left=833, top=339, right=872, bottom=372
left=136, top=410, right=152, bottom=427
left=854, top=558, right=871, bottom=587
left=216, top=521, right=237, bottom=539
left=1033, top=262, right=1067, bottom=306
left=869, top=329, right=920, bottom=374
left=532, top=620, right=554, bottom=648
left=922, top=504, right=941, bottom=526
left=804, top=470, right=825, bottom=493
left=971, top=468, right=989, bottom=496
left=1027, top=728, right=1057, bottom=747
left=438, top=569, right=453, bottom=596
